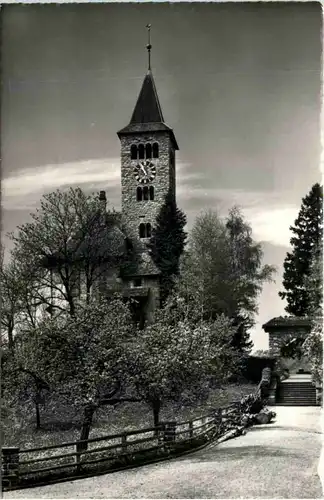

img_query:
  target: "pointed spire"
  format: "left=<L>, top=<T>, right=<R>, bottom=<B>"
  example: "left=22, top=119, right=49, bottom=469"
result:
left=117, top=24, right=179, bottom=150
left=129, top=25, right=164, bottom=124
left=146, top=24, right=152, bottom=71
left=130, top=70, right=164, bottom=124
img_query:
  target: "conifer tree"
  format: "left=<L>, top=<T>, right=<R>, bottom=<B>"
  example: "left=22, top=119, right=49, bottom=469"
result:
left=148, top=190, right=187, bottom=305
left=279, top=183, right=323, bottom=316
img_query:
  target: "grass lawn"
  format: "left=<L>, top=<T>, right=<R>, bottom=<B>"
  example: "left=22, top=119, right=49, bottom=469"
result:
left=3, top=383, right=257, bottom=450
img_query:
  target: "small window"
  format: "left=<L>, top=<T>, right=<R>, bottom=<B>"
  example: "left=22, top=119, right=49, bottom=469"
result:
left=139, top=223, right=146, bottom=238
left=149, top=186, right=154, bottom=201
left=134, top=278, right=142, bottom=287
left=139, top=223, right=152, bottom=238
left=137, top=187, right=143, bottom=201
left=153, top=142, right=159, bottom=158
left=143, top=186, right=149, bottom=201
left=146, top=143, right=152, bottom=159
left=138, top=144, right=145, bottom=160
left=131, top=144, right=137, bottom=160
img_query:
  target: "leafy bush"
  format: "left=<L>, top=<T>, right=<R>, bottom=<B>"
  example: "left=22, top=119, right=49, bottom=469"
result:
left=241, top=356, right=276, bottom=383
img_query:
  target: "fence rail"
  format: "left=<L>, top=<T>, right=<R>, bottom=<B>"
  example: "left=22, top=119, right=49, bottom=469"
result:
left=2, top=400, right=253, bottom=491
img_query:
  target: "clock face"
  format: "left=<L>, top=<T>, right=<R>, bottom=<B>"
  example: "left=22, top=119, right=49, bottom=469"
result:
left=133, top=161, right=156, bottom=184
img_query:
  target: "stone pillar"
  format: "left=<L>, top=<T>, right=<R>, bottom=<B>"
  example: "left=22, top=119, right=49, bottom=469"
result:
left=315, top=385, right=322, bottom=406
left=2, top=447, right=20, bottom=488
left=268, top=378, right=277, bottom=406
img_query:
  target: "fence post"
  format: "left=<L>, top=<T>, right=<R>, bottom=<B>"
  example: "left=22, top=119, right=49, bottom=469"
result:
left=163, top=421, right=177, bottom=449
left=214, top=408, right=222, bottom=435
left=75, top=441, right=87, bottom=472
left=157, top=423, right=165, bottom=447
left=121, top=433, right=127, bottom=453
left=188, top=420, right=193, bottom=441
left=2, top=447, right=20, bottom=489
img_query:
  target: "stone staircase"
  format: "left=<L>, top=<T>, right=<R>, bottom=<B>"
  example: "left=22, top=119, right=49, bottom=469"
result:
left=277, top=376, right=318, bottom=406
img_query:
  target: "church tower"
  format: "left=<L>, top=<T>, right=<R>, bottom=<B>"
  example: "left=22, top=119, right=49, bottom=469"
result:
left=117, top=26, right=179, bottom=253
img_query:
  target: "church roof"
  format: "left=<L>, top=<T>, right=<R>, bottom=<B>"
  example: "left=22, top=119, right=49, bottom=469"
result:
left=130, top=70, right=164, bottom=124
left=117, top=70, right=179, bottom=150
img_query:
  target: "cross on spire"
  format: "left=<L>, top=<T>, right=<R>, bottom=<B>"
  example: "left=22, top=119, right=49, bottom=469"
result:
left=146, top=24, right=152, bottom=71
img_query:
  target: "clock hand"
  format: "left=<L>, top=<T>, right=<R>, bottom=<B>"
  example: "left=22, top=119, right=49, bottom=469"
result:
left=140, top=163, right=147, bottom=176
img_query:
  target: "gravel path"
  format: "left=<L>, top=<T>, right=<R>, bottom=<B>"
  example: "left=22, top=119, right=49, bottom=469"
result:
left=4, top=406, right=323, bottom=499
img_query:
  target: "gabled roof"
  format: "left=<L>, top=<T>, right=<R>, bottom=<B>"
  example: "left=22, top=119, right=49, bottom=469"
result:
left=117, top=70, right=179, bottom=150
left=130, top=70, right=164, bottom=124
left=262, top=316, right=312, bottom=332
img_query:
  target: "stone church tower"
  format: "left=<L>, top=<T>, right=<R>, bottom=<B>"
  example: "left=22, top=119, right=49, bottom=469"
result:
left=116, top=30, right=179, bottom=324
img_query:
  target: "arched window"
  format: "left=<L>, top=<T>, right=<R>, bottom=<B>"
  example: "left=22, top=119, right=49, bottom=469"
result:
left=131, top=144, right=137, bottom=160
left=139, top=223, right=146, bottom=238
left=146, top=143, right=152, bottom=159
left=153, top=142, right=159, bottom=159
left=143, top=186, right=149, bottom=201
left=138, top=144, right=145, bottom=160
left=149, top=186, right=154, bottom=201
left=139, top=222, right=152, bottom=238
left=136, top=187, right=143, bottom=201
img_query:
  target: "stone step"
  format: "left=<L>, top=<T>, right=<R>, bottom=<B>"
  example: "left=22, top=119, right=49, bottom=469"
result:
left=281, top=384, right=315, bottom=388
left=276, top=403, right=319, bottom=406
left=279, top=392, right=316, bottom=395
left=277, top=398, right=317, bottom=401
left=280, top=391, right=316, bottom=396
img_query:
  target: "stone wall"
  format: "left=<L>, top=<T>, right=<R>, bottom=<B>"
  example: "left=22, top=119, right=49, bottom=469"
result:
left=268, top=327, right=310, bottom=357
left=119, top=131, right=176, bottom=243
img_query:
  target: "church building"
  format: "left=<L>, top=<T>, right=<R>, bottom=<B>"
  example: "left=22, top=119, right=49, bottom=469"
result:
left=102, top=30, right=179, bottom=326
left=41, top=29, right=178, bottom=328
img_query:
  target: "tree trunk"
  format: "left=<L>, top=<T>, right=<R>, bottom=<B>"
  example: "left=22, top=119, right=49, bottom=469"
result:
left=35, top=400, right=41, bottom=429
left=152, top=399, right=161, bottom=435
left=79, top=405, right=96, bottom=451
left=7, top=323, right=14, bottom=353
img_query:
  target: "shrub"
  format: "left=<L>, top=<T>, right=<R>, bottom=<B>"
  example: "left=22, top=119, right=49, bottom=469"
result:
left=241, top=356, right=276, bottom=383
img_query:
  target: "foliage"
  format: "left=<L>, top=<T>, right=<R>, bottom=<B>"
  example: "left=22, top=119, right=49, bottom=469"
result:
left=279, top=245, right=323, bottom=380
left=176, top=208, right=276, bottom=353
left=241, top=355, right=276, bottom=383
left=303, top=317, right=323, bottom=385
left=0, top=254, right=24, bottom=351
left=7, top=297, right=136, bottom=438
left=8, top=188, right=135, bottom=317
left=279, top=183, right=323, bottom=316
left=302, top=244, right=323, bottom=384
left=128, top=295, right=238, bottom=426
left=148, top=190, right=187, bottom=305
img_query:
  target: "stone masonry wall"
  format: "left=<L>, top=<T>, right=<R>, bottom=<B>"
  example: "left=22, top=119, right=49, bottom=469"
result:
left=120, top=131, right=176, bottom=244
left=268, top=327, right=309, bottom=356
left=269, top=326, right=311, bottom=373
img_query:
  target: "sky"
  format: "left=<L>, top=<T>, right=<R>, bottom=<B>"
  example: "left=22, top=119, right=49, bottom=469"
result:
left=1, top=2, right=322, bottom=351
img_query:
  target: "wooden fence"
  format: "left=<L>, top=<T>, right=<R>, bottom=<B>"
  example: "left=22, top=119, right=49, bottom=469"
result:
left=2, top=402, right=245, bottom=491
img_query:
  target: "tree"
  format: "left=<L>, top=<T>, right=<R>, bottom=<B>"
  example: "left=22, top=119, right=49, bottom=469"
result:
left=148, top=190, right=187, bottom=305
left=129, top=295, right=238, bottom=427
left=12, top=296, right=138, bottom=439
left=177, top=208, right=275, bottom=353
left=0, top=254, right=24, bottom=351
left=280, top=246, right=323, bottom=377
left=279, top=183, right=323, bottom=316
left=302, top=246, right=323, bottom=384
left=9, top=188, right=136, bottom=317
left=225, top=207, right=276, bottom=352
left=0, top=250, right=40, bottom=351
